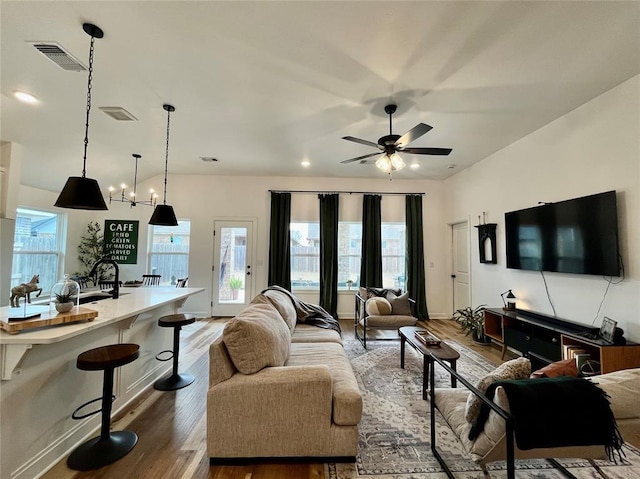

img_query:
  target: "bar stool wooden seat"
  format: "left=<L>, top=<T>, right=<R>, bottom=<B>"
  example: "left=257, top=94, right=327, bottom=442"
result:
left=154, top=314, right=195, bottom=391
left=67, top=343, right=140, bottom=471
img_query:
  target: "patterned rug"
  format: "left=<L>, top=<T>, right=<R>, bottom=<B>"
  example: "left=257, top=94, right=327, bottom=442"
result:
left=326, top=339, right=640, bottom=479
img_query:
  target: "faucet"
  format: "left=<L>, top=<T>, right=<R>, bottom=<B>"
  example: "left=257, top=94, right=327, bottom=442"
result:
left=89, top=256, right=120, bottom=299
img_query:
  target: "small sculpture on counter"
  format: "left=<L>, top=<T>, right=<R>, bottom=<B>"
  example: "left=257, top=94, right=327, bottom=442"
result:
left=10, top=274, right=43, bottom=307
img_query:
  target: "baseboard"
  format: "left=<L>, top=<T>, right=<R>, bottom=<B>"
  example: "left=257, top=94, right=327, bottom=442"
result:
left=209, top=456, right=355, bottom=465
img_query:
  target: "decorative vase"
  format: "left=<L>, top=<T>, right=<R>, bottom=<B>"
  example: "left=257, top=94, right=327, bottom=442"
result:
left=55, top=301, right=74, bottom=313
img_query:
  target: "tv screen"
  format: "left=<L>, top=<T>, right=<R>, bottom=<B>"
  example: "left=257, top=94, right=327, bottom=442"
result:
left=505, top=191, right=620, bottom=276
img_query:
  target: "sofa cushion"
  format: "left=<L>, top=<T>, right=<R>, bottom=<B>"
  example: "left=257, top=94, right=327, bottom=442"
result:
left=287, top=342, right=362, bottom=426
left=387, top=291, right=412, bottom=315
left=291, top=323, right=342, bottom=344
left=591, top=368, right=640, bottom=420
left=365, top=297, right=392, bottom=315
left=223, top=302, right=291, bottom=374
left=261, top=289, right=298, bottom=333
left=361, top=315, right=416, bottom=328
left=465, top=357, right=531, bottom=423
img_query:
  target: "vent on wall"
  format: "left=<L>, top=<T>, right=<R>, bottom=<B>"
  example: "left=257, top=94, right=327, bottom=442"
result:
left=28, top=42, right=87, bottom=71
left=200, top=157, right=218, bottom=163
left=99, top=107, right=138, bottom=121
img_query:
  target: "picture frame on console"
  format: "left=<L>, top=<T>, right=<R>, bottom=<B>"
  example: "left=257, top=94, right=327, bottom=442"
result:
left=599, top=316, right=617, bottom=344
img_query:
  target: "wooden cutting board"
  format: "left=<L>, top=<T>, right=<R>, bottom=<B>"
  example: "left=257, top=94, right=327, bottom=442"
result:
left=0, top=306, right=98, bottom=334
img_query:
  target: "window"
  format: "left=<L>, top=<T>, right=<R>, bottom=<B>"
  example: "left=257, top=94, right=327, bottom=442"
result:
left=11, top=207, right=66, bottom=296
left=290, top=221, right=406, bottom=291
left=148, top=220, right=190, bottom=285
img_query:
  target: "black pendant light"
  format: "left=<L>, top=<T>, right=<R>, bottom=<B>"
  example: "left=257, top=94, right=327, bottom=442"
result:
left=54, top=23, right=108, bottom=210
left=149, top=104, right=178, bottom=226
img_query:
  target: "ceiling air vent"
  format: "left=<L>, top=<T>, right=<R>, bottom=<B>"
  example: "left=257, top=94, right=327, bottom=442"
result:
left=29, top=42, right=87, bottom=72
left=99, top=107, right=138, bottom=121
left=200, top=157, right=218, bottom=163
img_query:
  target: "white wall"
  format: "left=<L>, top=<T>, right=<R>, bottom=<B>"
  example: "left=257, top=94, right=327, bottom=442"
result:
left=13, top=176, right=450, bottom=318
left=445, top=75, right=640, bottom=341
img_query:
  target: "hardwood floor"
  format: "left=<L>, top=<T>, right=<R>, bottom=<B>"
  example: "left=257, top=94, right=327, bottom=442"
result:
left=42, top=317, right=637, bottom=479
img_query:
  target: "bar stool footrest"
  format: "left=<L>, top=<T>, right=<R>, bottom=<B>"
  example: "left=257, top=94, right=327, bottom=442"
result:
left=153, top=373, right=194, bottom=391
left=155, top=349, right=174, bottom=362
left=71, top=395, right=115, bottom=420
left=67, top=430, right=138, bottom=471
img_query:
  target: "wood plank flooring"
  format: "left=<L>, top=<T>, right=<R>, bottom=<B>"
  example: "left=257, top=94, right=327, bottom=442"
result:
left=42, top=317, right=638, bottom=479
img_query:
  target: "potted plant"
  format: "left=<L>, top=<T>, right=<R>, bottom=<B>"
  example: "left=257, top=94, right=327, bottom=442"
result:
left=229, top=276, right=243, bottom=300
left=453, top=305, right=491, bottom=344
left=54, top=291, right=75, bottom=313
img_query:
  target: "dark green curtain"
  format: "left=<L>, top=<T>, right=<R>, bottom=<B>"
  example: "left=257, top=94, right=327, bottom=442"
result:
left=319, top=194, right=339, bottom=319
left=360, top=194, right=382, bottom=287
left=406, top=194, right=429, bottom=320
left=268, top=192, right=291, bottom=289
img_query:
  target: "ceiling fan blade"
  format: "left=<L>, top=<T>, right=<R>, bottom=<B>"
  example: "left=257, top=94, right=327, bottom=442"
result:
left=342, top=136, right=383, bottom=149
left=400, top=147, right=452, bottom=155
left=340, top=152, right=381, bottom=164
left=395, top=123, right=433, bottom=147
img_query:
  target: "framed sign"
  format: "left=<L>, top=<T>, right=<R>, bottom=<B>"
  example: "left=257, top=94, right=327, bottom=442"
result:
left=103, top=220, right=139, bottom=264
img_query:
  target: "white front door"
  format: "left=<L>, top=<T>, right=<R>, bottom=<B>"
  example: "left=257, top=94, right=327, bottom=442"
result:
left=212, top=219, right=255, bottom=317
left=451, top=221, right=470, bottom=315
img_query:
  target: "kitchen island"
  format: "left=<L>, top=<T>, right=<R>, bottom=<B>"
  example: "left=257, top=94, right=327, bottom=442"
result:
left=0, top=286, right=204, bottom=479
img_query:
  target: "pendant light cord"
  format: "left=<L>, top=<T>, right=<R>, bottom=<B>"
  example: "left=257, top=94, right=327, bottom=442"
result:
left=162, top=108, right=171, bottom=205
left=82, top=35, right=96, bottom=178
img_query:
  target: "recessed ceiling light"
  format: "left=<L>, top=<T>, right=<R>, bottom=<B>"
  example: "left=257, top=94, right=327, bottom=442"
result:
left=301, top=160, right=311, bottom=167
left=410, top=163, right=419, bottom=169
left=13, top=91, right=38, bottom=104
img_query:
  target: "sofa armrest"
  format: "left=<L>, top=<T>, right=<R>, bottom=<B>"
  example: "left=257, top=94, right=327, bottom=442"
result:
left=207, top=365, right=335, bottom=457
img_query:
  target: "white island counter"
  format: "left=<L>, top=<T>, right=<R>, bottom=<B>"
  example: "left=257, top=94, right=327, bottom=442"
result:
left=0, top=286, right=204, bottom=479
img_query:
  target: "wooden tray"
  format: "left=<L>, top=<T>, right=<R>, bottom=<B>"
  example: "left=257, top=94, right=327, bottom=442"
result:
left=414, top=330, right=442, bottom=347
left=0, top=306, right=98, bottom=334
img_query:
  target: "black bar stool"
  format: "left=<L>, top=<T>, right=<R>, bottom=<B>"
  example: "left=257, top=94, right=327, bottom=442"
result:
left=154, top=313, right=195, bottom=391
left=67, top=343, right=140, bottom=471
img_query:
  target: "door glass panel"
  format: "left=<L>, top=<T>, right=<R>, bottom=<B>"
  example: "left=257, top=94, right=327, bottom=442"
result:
left=217, top=226, right=247, bottom=304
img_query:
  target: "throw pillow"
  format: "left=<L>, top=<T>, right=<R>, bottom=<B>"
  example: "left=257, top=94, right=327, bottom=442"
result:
left=387, top=291, right=412, bottom=315
left=365, top=297, right=392, bottom=315
left=222, top=302, right=291, bottom=374
left=360, top=287, right=402, bottom=299
left=464, top=357, right=531, bottom=423
left=530, top=358, right=578, bottom=378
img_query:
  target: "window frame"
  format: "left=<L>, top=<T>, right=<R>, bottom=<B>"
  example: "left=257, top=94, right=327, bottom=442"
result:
left=147, top=220, right=191, bottom=285
left=11, top=207, right=67, bottom=297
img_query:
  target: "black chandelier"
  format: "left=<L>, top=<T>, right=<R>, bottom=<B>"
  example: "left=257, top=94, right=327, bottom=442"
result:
left=54, top=23, right=108, bottom=210
left=109, top=154, right=157, bottom=207
left=149, top=104, right=178, bottom=226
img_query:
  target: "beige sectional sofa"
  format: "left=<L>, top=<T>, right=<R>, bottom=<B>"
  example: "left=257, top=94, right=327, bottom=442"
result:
left=207, top=288, right=362, bottom=462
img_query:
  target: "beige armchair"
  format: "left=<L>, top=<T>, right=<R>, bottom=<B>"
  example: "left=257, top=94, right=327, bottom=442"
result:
left=354, top=287, right=417, bottom=348
left=430, top=356, right=639, bottom=479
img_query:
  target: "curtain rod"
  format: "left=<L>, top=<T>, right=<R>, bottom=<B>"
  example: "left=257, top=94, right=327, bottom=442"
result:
left=268, top=190, right=425, bottom=196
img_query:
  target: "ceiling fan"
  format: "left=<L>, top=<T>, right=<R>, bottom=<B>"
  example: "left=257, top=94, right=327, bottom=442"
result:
left=341, top=104, right=452, bottom=173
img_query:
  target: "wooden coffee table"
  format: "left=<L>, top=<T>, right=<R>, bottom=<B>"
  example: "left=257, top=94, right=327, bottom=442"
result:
left=399, top=326, right=460, bottom=400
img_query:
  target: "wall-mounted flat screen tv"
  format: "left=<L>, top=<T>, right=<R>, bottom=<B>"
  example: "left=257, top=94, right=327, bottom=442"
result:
left=505, top=191, right=620, bottom=276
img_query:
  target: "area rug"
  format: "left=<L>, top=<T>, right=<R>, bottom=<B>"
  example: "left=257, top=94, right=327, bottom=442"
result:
left=326, top=339, right=640, bottom=479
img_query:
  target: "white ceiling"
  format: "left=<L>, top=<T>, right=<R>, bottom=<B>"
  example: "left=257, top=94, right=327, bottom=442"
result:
left=2, top=1, right=639, bottom=194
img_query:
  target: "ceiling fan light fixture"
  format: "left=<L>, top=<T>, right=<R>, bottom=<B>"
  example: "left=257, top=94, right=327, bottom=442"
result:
left=54, top=23, right=107, bottom=211
left=375, top=154, right=392, bottom=173
left=389, top=152, right=405, bottom=171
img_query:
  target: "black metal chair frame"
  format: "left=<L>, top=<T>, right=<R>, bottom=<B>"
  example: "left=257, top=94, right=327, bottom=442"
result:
left=176, top=277, right=188, bottom=288
left=354, top=292, right=416, bottom=349
left=429, top=354, right=582, bottom=479
left=142, top=274, right=161, bottom=286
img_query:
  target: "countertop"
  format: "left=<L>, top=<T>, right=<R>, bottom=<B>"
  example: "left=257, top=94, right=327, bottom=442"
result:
left=0, top=287, right=204, bottom=345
